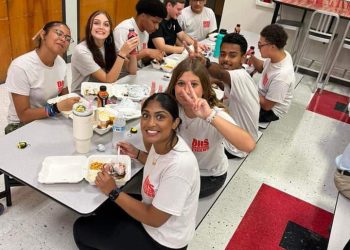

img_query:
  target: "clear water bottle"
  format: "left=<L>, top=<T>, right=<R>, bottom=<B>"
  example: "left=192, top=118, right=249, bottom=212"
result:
left=112, top=112, right=126, bottom=149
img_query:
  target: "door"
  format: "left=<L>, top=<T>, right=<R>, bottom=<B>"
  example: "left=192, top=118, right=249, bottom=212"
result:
left=0, top=0, right=63, bottom=82
left=79, top=0, right=137, bottom=42
left=0, top=0, right=12, bottom=82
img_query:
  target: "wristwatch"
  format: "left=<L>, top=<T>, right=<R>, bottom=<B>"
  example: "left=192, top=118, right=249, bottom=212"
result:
left=108, top=187, right=122, bottom=202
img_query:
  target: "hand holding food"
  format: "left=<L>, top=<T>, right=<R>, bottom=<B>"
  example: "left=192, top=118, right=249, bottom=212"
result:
left=95, top=169, right=117, bottom=195
left=118, top=141, right=139, bottom=159
left=57, top=97, right=81, bottom=112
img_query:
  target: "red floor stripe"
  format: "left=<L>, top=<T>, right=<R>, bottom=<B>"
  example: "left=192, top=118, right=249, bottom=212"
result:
left=307, top=89, right=350, bottom=124
left=225, top=184, right=333, bottom=250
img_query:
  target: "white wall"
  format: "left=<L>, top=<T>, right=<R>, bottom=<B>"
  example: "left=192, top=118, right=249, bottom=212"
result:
left=65, top=0, right=78, bottom=57
left=220, top=0, right=349, bottom=76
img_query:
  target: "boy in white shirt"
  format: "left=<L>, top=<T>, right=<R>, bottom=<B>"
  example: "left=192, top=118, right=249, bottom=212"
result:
left=250, top=24, right=295, bottom=122
left=113, top=0, right=167, bottom=66
left=178, top=0, right=217, bottom=41
left=205, top=33, right=260, bottom=158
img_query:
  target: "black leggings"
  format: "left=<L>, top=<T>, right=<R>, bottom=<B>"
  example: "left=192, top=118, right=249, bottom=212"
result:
left=259, top=108, right=279, bottom=123
left=73, top=196, right=187, bottom=250
left=199, top=173, right=227, bottom=198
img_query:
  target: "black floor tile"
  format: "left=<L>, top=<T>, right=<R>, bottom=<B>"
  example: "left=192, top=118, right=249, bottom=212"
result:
left=334, top=102, right=349, bottom=114
left=279, top=221, right=328, bottom=250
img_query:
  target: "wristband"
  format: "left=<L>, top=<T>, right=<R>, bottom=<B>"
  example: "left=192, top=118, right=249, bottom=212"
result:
left=136, top=149, right=140, bottom=160
left=108, top=187, right=122, bottom=202
left=205, top=109, right=217, bottom=124
left=117, top=54, right=126, bottom=60
left=44, top=103, right=57, bottom=117
left=52, top=103, right=60, bottom=114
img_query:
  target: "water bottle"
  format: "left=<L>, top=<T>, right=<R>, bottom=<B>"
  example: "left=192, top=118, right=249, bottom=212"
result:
left=213, top=29, right=227, bottom=58
left=112, top=112, right=126, bottom=149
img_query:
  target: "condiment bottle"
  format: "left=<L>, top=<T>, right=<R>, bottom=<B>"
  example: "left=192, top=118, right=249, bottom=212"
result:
left=97, top=85, right=109, bottom=107
left=128, top=28, right=138, bottom=55
left=246, top=46, right=255, bottom=66
left=234, top=24, right=241, bottom=33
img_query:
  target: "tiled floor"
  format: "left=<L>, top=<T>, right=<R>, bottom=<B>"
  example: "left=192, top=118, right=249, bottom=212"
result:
left=1, top=75, right=350, bottom=249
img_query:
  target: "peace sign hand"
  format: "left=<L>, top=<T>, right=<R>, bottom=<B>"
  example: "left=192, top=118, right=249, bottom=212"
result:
left=180, top=81, right=212, bottom=120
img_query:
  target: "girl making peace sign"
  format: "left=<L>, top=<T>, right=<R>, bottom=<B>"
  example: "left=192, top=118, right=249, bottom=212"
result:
left=166, top=58, right=256, bottom=197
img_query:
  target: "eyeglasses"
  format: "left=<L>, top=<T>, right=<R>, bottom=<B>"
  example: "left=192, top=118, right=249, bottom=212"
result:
left=53, top=29, right=74, bottom=43
left=258, top=42, right=271, bottom=49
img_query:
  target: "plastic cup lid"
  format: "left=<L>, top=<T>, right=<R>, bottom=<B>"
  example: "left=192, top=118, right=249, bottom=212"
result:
left=72, top=103, right=92, bottom=117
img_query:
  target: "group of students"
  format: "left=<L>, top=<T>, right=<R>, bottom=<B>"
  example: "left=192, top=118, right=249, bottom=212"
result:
left=3, top=0, right=297, bottom=249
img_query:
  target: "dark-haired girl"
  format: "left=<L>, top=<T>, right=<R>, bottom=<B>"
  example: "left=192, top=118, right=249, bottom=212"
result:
left=71, top=10, right=139, bottom=94
left=5, top=21, right=80, bottom=134
left=73, top=93, right=200, bottom=250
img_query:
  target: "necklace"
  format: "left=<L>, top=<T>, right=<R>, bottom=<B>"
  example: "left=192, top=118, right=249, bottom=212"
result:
left=166, top=20, right=174, bottom=30
left=152, top=153, right=161, bottom=165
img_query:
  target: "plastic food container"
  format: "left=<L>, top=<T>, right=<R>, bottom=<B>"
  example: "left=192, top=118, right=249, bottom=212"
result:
left=38, top=155, right=131, bottom=186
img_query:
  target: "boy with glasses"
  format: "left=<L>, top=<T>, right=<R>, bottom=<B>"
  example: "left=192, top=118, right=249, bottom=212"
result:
left=178, top=0, right=217, bottom=41
left=250, top=24, right=295, bottom=123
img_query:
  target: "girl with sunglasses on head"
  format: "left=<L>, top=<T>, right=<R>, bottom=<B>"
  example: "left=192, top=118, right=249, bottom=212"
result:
left=166, top=58, right=256, bottom=198
left=71, top=10, right=139, bottom=94
left=5, top=21, right=80, bottom=134
left=74, top=93, right=200, bottom=250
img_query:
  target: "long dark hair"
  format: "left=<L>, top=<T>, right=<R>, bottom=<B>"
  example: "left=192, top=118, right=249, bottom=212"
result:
left=142, top=93, right=181, bottom=150
left=166, top=58, right=224, bottom=109
left=85, top=10, right=116, bottom=72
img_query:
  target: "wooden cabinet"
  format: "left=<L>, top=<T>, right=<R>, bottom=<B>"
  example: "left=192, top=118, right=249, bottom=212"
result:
left=0, top=0, right=12, bottom=82
left=79, top=0, right=137, bottom=41
left=0, top=0, right=62, bottom=82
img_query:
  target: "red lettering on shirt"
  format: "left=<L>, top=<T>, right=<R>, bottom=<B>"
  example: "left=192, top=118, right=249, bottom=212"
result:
left=57, top=80, right=64, bottom=93
left=262, top=74, right=269, bottom=86
left=192, top=138, right=209, bottom=152
left=203, top=20, right=210, bottom=28
left=143, top=175, right=155, bottom=198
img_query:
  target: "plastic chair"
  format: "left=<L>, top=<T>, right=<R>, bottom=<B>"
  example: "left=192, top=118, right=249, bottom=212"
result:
left=275, top=6, right=303, bottom=63
left=320, top=20, right=350, bottom=93
left=294, top=10, right=340, bottom=92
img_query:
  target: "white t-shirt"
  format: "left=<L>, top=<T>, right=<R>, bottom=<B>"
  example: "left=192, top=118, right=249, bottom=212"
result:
left=177, top=6, right=217, bottom=41
left=113, top=17, right=149, bottom=67
left=142, top=136, right=200, bottom=249
left=178, top=107, right=236, bottom=176
left=71, top=41, right=102, bottom=94
left=224, top=68, right=260, bottom=158
left=5, top=50, right=67, bottom=123
left=258, top=51, right=295, bottom=118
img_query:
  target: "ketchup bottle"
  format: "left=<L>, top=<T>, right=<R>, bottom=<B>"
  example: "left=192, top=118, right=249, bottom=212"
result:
left=128, top=28, right=138, bottom=55
left=97, top=85, right=109, bottom=107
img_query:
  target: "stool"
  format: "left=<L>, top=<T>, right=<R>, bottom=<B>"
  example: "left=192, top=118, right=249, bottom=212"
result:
left=320, top=20, right=350, bottom=93
left=294, top=10, right=340, bottom=92
left=275, top=5, right=304, bottom=64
